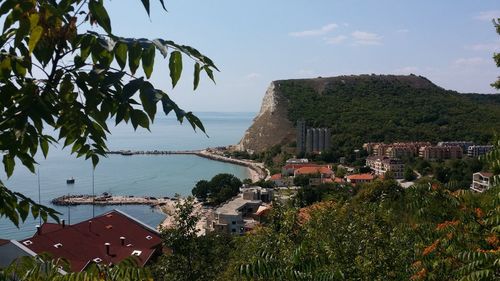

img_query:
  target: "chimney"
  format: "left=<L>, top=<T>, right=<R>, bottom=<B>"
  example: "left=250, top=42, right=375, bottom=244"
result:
left=105, top=243, right=111, bottom=255
left=120, top=236, right=125, bottom=246
left=61, top=219, right=65, bottom=228
left=88, top=220, right=92, bottom=232
left=36, top=225, right=41, bottom=235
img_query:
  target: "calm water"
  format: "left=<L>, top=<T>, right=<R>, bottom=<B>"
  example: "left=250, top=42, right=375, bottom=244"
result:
left=0, top=112, right=255, bottom=239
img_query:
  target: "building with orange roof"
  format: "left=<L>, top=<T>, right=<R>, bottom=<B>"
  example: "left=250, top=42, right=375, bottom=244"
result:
left=346, top=173, right=375, bottom=185
left=294, top=166, right=333, bottom=178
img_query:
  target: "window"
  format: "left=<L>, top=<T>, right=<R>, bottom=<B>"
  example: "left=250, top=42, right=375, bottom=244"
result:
left=145, top=235, right=152, bottom=240
left=53, top=243, right=63, bottom=248
left=93, top=258, right=102, bottom=263
left=23, top=240, right=33, bottom=246
left=231, top=221, right=236, bottom=225
left=131, top=250, right=142, bottom=256
left=231, top=229, right=236, bottom=233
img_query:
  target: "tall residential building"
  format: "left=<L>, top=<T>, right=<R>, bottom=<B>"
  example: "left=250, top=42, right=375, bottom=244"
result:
left=366, top=156, right=404, bottom=179
left=419, top=145, right=462, bottom=160
left=467, top=145, right=493, bottom=157
left=296, top=119, right=306, bottom=154
left=305, top=127, right=331, bottom=154
left=437, top=141, right=474, bottom=152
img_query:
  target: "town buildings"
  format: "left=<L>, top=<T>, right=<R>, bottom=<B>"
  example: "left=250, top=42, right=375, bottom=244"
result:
left=363, top=142, right=430, bottom=158
left=212, top=187, right=272, bottom=235
left=470, top=172, right=494, bottom=192
left=18, top=210, right=162, bottom=272
left=366, top=156, right=404, bottom=179
left=437, top=141, right=474, bottom=152
left=467, top=145, right=493, bottom=157
left=418, top=145, right=463, bottom=160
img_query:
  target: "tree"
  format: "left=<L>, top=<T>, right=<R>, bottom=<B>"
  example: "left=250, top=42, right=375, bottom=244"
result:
left=404, top=166, right=416, bottom=181
left=0, top=0, right=218, bottom=226
left=153, top=196, right=232, bottom=281
left=191, top=173, right=242, bottom=206
left=492, top=18, right=500, bottom=89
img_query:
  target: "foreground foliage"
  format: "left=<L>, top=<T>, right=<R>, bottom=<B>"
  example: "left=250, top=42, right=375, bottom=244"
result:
left=0, top=0, right=217, bottom=225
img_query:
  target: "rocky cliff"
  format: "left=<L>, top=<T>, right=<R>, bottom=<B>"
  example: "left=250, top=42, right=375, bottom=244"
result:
left=236, top=82, right=295, bottom=153
left=237, top=74, right=500, bottom=154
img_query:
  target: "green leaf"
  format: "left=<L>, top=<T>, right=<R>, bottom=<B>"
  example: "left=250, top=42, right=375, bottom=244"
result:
left=128, top=43, right=142, bottom=75
left=114, top=42, right=127, bottom=70
left=152, top=39, right=168, bottom=58
left=140, top=83, right=159, bottom=121
left=186, top=112, right=206, bottom=133
left=18, top=200, right=29, bottom=222
left=169, top=51, right=182, bottom=88
left=130, top=110, right=150, bottom=130
left=122, top=78, right=144, bottom=101
left=3, top=154, right=15, bottom=177
left=204, top=65, right=215, bottom=83
left=89, top=0, right=112, bottom=34
left=91, top=155, right=99, bottom=167
left=40, top=138, right=49, bottom=158
left=141, top=44, right=155, bottom=79
left=193, top=62, right=201, bottom=90
left=28, top=26, right=43, bottom=54
left=140, top=0, right=150, bottom=16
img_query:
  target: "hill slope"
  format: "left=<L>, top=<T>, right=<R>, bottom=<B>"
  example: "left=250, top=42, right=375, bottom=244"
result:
left=237, top=74, right=500, bottom=154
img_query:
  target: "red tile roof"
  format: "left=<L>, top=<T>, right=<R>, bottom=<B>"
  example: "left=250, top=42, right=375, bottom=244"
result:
left=347, top=173, right=375, bottom=181
left=0, top=239, right=9, bottom=246
left=295, top=166, right=333, bottom=175
left=19, top=210, right=161, bottom=272
left=270, top=173, right=282, bottom=180
left=283, top=163, right=322, bottom=170
left=477, top=171, right=494, bottom=178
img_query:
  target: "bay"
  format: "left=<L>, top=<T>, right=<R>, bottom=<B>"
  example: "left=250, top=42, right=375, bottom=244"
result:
left=0, top=112, right=254, bottom=240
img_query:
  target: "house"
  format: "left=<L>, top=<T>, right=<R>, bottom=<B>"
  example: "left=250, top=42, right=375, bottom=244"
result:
left=471, top=172, right=494, bottom=192
left=282, top=163, right=324, bottom=176
left=366, top=156, right=404, bottom=179
left=346, top=173, right=375, bottom=185
left=294, top=166, right=333, bottom=178
left=0, top=239, right=37, bottom=269
left=270, top=173, right=286, bottom=187
left=212, top=187, right=272, bottom=235
left=18, top=210, right=162, bottom=272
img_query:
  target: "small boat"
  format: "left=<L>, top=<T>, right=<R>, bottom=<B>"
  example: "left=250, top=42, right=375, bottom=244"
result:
left=66, top=177, right=75, bottom=184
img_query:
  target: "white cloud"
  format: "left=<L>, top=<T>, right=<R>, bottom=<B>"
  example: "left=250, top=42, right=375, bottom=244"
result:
left=324, top=35, right=347, bottom=45
left=289, top=23, right=338, bottom=37
left=245, top=73, right=261, bottom=80
left=351, top=31, right=383, bottom=45
left=466, top=41, right=500, bottom=52
left=453, top=57, right=487, bottom=67
left=393, top=66, right=419, bottom=74
left=475, top=10, right=500, bottom=21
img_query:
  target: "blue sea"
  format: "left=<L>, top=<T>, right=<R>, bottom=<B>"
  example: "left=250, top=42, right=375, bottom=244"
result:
left=0, top=112, right=255, bottom=240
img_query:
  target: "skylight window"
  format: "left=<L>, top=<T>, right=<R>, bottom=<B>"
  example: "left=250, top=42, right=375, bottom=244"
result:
left=145, top=235, right=152, bottom=240
left=93, top=258, right=102, bottom=263
left=23, top=240, right=33, bottom=246
left=53, top=243, right=63, bottom=248
left=131, top=250, right=142, bottom=256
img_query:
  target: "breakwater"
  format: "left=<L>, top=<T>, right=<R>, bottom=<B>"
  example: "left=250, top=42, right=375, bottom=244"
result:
left=107, top=149, right=268, bottom=182
left=107, top=150, right=201, bottom=155
left=51, top=194, right=175, bottom=207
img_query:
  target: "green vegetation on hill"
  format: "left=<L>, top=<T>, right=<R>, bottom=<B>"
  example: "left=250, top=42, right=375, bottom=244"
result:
left=277, top=75, right=500, bottom=157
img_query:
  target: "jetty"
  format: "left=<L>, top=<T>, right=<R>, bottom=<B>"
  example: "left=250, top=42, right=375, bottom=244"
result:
left=107, top=148, right=268, bottom=182
left=107, top=150, right=201, bottom=156
left=51, top=194, right=175, bottom=207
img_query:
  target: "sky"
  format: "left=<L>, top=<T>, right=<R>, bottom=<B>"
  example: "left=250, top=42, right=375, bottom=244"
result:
left=103, top=0, right=500, bottom=112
